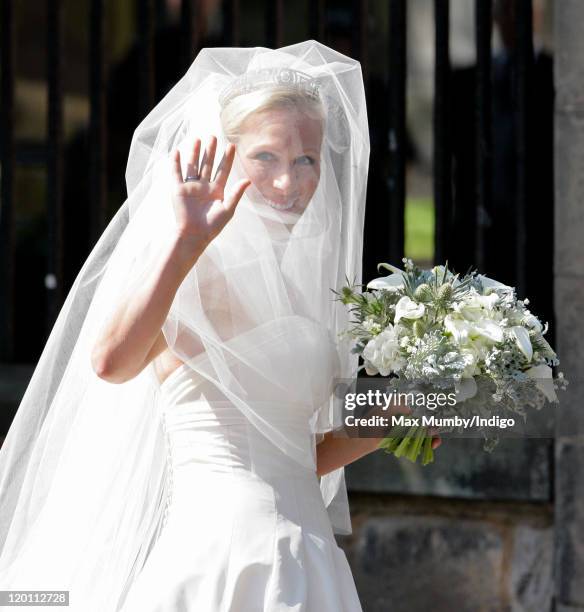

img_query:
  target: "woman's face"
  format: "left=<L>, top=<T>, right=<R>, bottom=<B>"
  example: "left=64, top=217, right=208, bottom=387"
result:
left=234, top=106, right=323, bottom=217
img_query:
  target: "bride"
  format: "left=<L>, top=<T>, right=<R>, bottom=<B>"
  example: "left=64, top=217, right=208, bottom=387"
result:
left=0, top=41, right=439, bottom=611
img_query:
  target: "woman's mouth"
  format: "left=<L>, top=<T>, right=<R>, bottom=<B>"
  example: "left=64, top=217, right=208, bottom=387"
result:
left=264, top=197, right=298, bottom=211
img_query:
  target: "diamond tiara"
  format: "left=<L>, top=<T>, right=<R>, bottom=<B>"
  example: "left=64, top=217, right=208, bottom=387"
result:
left=218, top=67, right=321, bottom=109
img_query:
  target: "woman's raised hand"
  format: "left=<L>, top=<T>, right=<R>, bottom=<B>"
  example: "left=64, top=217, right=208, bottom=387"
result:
left=171, top=136, right=251, bottom=249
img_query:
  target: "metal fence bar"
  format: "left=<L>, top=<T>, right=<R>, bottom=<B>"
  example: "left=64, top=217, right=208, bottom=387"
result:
left=515, top=0, right=533, bottom=296
left=0, top=0, right=15, bottom=361
left=433, top=0, right=452, bottom=266
left=136, top=0, right=155, bottom=117
left=0, top=1, right=543, bottom=364
left=15, top=142, right=47, bottom=166
left=222, top=0, right=240, bottom=46
left=180, top=0, right=199, bottom=72
left=352, top=0, right=368, bottom=84
left=309, top=0, right=325, bottom=42
left=266, top=0, right=284, bottom=48
left=46, top=0, right=65, bottom=333
left=388, top=0, right=407, bottom=266
left=89, top=0, right=107, bottom=244
left=475, top=0, right=493, bottom=271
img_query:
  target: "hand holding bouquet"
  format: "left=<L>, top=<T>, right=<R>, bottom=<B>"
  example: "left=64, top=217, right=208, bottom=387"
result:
left=335, top=259, right=567, bottom=465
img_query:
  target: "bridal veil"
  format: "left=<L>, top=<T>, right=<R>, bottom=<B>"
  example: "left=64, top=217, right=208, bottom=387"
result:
left=0, top=40, right=370, bottom=609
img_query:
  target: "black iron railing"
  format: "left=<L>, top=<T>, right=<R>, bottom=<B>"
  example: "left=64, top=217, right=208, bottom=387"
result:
left=0, top=0, right=549, bottom=363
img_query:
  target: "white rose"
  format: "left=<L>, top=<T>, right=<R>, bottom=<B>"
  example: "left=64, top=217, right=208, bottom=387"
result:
left=394, top=296, right=425, bottom=324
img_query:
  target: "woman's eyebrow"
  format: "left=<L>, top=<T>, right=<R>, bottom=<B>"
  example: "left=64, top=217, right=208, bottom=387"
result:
left=246, top=143, right=277, bottom=152
left=246, top=144, right=320, bottom=157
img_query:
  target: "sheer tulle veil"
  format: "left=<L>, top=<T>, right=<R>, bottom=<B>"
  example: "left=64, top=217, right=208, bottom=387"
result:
left=0, top=40, right=369, bottom=609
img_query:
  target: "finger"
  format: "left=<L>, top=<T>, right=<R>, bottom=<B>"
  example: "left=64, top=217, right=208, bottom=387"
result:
left=172, top=149, right=184, bottom=185
left=431, top=436, right=442, bottom=450
left=213, top=143, right=236, bottom=189
left=186, top=138, right=201, bottom=180
left=224, top=179, right=251, bottom=215
left=199, top=136, right=218, bottom=181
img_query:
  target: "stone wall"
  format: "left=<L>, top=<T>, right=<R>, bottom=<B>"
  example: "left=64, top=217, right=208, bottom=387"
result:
left=341, top=439, right=554, bottom=611
left=553, top=0, right=584, bottom=609
left=341, top=492, right=552, bottom=612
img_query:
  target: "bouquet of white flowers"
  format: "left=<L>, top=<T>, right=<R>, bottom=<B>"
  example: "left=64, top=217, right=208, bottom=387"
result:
left=335, top=258, right=567, bottom=465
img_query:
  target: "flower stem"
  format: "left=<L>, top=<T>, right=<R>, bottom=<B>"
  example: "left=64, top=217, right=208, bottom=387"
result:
left=392, top=425, right=418, bottom=458
left=379, top=425, right=435, bottom=465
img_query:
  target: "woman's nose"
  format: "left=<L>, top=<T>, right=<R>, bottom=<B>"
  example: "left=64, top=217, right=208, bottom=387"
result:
left=273, top=168, right=297, bottom=193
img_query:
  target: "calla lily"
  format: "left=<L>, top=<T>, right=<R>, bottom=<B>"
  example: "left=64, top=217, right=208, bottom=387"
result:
left=453, top=293, right=501, bottom=324
left=510, top=326, right=533, bottom=361
left=444, top=315, right=472, bottom=343
left=473, top=319, right=504, bottom=343
left=367, top=262, right=408, bottom=290
left=378, top=262, right=405, bottom=275
left=367, top=273, right=405, bottom=291
left=445, top=315, right=504, bottom=347
left=525, top=363, right=558, bottom=403
left=394, top=296, right=425, bottom=324
left=478, top=275, right=511, bottom=290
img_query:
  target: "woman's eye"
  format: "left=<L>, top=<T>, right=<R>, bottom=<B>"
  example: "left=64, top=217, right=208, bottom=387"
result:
left=296, top=155, right=315, bottom=166
left=254, top=152, right=275, bottom=162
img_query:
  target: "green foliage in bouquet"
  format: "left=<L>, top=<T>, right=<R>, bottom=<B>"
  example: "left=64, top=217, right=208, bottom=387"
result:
left=333, top=258, right=567, bottom=466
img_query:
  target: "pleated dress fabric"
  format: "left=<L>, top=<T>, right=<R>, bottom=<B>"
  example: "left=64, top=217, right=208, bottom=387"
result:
left=119, top=363, right=363, bottom=612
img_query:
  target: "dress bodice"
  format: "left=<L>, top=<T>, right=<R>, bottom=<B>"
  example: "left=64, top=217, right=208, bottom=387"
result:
left=157, top=363, right=317, bottom=482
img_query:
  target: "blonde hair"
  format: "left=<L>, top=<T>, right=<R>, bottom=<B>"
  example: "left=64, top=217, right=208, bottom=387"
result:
left=220, top=87, right=325, bottom=143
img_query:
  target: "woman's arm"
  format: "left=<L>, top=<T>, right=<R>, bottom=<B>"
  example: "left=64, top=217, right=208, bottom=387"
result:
left=315, top=400, right=443, bottom=477
left=316, top=431, right=442, bottom=477
left=90, top=234, right=205, bottom=384
left=91, top=138, right=250, bottom=384
left=316, top=432, right=385, bottom=477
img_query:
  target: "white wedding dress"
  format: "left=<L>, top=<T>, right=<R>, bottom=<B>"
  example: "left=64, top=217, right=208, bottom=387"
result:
left=119, top=362, right=363, bottom=612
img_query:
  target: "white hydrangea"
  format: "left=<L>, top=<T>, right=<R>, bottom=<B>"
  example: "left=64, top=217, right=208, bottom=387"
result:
left=362, top=324, right=406, bottom=376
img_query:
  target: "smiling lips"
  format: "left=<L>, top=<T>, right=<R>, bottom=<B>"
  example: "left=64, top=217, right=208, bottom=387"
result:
left=264, top=196, right=298, bottom=211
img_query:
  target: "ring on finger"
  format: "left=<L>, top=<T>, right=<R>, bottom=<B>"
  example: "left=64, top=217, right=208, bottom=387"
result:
left=184, top=174, right=199, bottom=182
